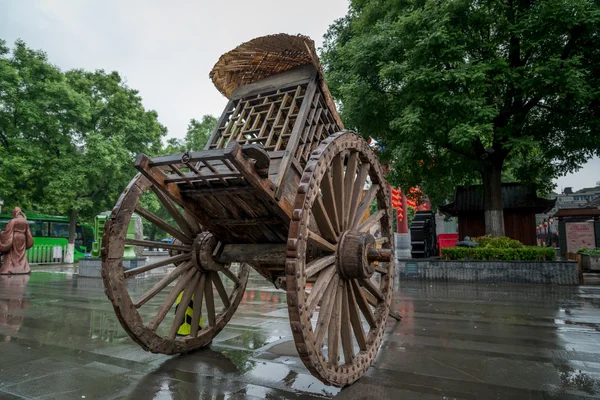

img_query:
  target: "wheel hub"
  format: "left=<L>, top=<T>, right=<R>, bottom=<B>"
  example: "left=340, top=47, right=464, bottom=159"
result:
left=192, top=232, right=224, bottom=272
left=336, top=231, right=376, bottom=280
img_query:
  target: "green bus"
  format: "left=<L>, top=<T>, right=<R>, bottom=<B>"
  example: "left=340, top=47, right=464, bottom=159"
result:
left=0, top=213, right=95, bottom=263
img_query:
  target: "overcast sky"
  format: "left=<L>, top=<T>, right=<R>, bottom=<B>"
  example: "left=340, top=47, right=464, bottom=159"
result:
left=1, top=0, right=598, bottom=192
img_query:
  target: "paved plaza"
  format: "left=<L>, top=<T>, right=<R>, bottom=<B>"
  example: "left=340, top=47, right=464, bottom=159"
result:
left=0, top=266, right=599, bottom=399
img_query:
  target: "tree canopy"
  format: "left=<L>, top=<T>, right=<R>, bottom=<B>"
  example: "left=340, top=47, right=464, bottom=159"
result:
left=322, top=0, right=600, bottom=235
left=0, top=39, right=166, bottom=221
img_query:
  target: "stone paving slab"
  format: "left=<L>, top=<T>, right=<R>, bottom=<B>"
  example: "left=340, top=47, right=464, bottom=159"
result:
left=0, top=268, right=599, bottom=399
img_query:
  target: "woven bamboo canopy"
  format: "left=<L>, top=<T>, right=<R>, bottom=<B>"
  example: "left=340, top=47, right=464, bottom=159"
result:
left=210, top=33, right=343, bottom=128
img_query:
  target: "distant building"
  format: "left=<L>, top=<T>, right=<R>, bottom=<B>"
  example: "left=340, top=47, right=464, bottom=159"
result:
left=547, top=184, right=600, bottom=215
left=439, top=183, right=555, bottom=245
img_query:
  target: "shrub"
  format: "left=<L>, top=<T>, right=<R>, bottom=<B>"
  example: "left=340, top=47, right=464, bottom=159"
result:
left=578, top=248, right=600, bottom=255
left=472, top=235, right=523, bottom=248
left=441, top=246, right=556, bottom=261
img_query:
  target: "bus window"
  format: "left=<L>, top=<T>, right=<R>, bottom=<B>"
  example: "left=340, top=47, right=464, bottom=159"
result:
left=29, top=220, right=50, bottom=237
left=49, top=222, right=70, bottom=238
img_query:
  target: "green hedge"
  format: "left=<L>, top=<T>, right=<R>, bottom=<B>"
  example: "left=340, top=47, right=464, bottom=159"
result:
left=472, top=235, right=523, bottom=248
left=441, top=246, right=556, bottom=261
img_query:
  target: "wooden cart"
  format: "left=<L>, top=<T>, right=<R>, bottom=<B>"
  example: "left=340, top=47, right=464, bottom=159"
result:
left=101, top=34, right=395, bottom=387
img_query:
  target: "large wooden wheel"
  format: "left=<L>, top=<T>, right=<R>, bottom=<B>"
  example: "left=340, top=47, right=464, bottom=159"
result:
left=101, top=174, right=249, bottom=354
left=286, top=131, right=394, bottom=387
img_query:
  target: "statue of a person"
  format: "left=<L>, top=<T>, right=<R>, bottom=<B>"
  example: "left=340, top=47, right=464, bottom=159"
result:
left=0, top=207, right=34, bottom=274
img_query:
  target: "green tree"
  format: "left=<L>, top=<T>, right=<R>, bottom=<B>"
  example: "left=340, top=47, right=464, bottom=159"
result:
left=184, top=115, right=217, bottom=151
left=322, top=0, right=600, bottom=236
left=0, top=40, right=166, bottom=261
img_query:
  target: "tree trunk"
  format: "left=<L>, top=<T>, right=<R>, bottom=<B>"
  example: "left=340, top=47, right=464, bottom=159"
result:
left=482, top=162, right=505, bottom=237
left=65, top=209, right=77, bottom=263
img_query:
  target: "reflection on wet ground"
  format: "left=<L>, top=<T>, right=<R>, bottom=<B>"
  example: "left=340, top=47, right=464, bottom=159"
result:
left=0, top=266, right=599, bottom=399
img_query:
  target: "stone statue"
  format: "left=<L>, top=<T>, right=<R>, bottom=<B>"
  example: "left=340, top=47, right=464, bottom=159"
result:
left=0, top=207, right=34, bottom=274
left=455, top=236, right=479, bottom=248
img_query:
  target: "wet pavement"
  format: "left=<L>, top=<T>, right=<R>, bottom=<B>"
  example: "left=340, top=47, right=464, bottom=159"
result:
left=0, top=266, right=599, bottom=399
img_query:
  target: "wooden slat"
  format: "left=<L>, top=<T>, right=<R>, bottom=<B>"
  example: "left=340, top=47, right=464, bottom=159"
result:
left=150, top=185, right=195, bottom=237
left=357, top=209, right=385, bottom=233
left=148, top=267, right=196, bottom=331
left=312, top=196, right=338, bottom=243
left=332, top=153, right=345, bottom=231
left=147, top=148, right=229, bottom=167
left=190, top=273, right=206, bottom=337
left=350, top=279, right=376, bottom=329
left=124, top=238, right=191, bottom=252
left=305, top=255, right=336, bottom=278
left=351, top=184, right=380, bottom=229
left=204, top=272, right=216, bottom=327
left=341, top=281, right=357, bottom=361
left=315, top=274, right=339, bottom=347
left=307, top=230, right=337, bottom=253
left=307, top=265, right=336, bottom=314
left=221, top=267, right=241, bottom=286
left=320, top=168, right=340, bottom=234
left=349, top=285, right=368, bottom=353
left=212, top=272, right=231, bottom=308
left=168, top=271, right=201, bottom=339
left=134, top=204, right=192, bottom=244
left=328, top=282, right=343, bottom=366
left=134, top=261, right=193, bottom=308
left=359, top=278, right=384, bottom=302
left=347, top=163, right=370, bottom=230
left=124, top=252, right=191, bottom=279
left=343, top=152, right=359, bottom=229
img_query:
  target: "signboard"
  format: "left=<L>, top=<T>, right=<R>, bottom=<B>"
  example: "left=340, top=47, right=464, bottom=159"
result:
left=565, top=222, right=596, bottom=253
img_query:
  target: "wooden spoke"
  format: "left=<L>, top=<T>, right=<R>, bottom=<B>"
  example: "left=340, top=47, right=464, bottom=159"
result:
left=124, top=252, right=191, bottom=278
left=347, top=163, right=370, bottom=230
left=190, top=273, right=206, bottom=337
left=212, top=272, right=231, bottom=308
left=307, top=230, right=336, bottom=252
left=343, top=152, right=359, bottom=229
left=124, top=238, right=191, bottom=252
left=332, top=153, right=345, bottom=230
left=221, top=267, right=241, bottom=286
left=376, top=236, right=389, bottom=245
left=204, top=272, right=216, bottom=328
left=134, top=205, right=192, bottom=244
left=315, top=275, right=339, bottom=348
left=359, top=278, right=384, bottom=302
left=148, top=267, right=196, bottom=331
left=320, top=167, right=340, bottom=233
left=357, top=209, right=385, bottom=233
left=347, top=281, right=368, bottom=350
left=351, top=279, right=376, bottom=329
left=351, top=184, right=380, bottom=229
left=312, top=196, right=337, bottom=243
left=151, top=185, right=195, bottom=237
left=327, top=282, right=343, bottom=366
left=168, top=271, right=201, bottom=339
left=305, top=255, right=336, bottom=278
left=134, top=261, right=193, bottom=308
left=307, top=265, right=336, bottom=315
left=340, top=281, right=355, bottom=363
left=375, top=264, right=389, bottom=274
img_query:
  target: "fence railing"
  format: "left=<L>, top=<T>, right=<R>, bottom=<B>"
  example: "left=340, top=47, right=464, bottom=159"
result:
left=26, top=244, right=67, bottom=264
